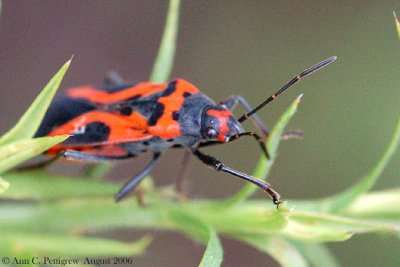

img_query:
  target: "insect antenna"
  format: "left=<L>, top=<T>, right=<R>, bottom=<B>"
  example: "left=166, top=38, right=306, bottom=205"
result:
left=238, top=56, right=337, bottom=123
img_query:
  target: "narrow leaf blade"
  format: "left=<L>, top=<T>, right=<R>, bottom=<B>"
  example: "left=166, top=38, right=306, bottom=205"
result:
left=394, top=11, right=400, bottom=39
left=322, top=114, right=400, bottom=213
left=283, top=211, right=399, bottom=242
left=290, top=241, right=340, bottom=267
left=149, top=0, right=181, bottom=83
left=341, top=188, right=400, bottom=220
left=0, top=59, right=71, bottom=146
left=169, top=209, right=211, bottom=243
left=236, top=235, right=309, bottom=267
left=206, top=201, right=290, bottom=235
left=168, top=210, right=223, bottom=267
left=199, top=228, right=223, bottom=267
left=0, top=136, right=68, bottom=174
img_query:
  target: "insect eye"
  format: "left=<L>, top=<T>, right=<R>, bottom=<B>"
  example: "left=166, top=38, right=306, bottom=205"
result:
left=205, top=127, right=218, bottom=139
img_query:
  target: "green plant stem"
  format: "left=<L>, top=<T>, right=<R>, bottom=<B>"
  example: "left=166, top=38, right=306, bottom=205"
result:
left=149, top=0, right=181, bottom=83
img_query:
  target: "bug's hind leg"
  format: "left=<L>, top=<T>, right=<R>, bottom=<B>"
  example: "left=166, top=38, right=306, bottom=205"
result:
left=62, top=150, right=134, bottom=162
left=63, top=150, right=161, bottom=204
left=114, top=152, right=161, bottom=202
left=192, top=149, right=281, bottom=206
left=17, top=147, right=132, bottom=172
left=174, top=150, right=191, bottom=200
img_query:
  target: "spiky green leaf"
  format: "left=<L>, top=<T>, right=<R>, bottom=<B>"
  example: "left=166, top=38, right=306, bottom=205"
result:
left=0, top=59, right=71, bottom=146
left=0, top=136, right=68, bottom=175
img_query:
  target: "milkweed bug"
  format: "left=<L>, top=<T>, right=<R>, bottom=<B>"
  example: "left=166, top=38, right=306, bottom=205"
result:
left=35, top=56, right=337, bottom=205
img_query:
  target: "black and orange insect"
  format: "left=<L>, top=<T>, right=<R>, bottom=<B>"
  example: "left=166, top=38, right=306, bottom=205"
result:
left=35, top=56, right=336, bottom=205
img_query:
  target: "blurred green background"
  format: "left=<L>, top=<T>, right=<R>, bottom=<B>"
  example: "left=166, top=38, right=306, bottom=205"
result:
left=0, top=1, right=399, bottom=266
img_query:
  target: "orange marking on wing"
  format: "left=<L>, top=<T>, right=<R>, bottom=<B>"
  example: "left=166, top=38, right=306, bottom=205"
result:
left=47, top=144, right=130, bottom=157
left=124, top=111, right=148, bottom=129
left=66, top=82, right=167, bottom=104
left=48, top=111, right=152, bottom=145
left=148, top=79, right=200, bottom=139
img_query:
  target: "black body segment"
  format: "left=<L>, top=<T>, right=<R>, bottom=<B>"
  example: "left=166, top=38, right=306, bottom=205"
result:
left=64, top=121, right=111, bottom=145
left=35, top=97, right=95, bottom=137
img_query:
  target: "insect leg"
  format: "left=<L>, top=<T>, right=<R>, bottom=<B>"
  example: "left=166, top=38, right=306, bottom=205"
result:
left=114, top=152, right=161, bottom=202
left=221, top=95, right=304, bottom=140
left=221, top=95, right=269, bottom=137
left=192, top=149, right=281, bottom=205
left=62, top=150, right=134, bottom=162
left=174, top=150, right=191, bottom=198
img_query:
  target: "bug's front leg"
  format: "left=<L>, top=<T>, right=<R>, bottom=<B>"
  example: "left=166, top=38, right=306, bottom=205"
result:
left=221, top=95, right=303, bottom=140
left=192, top=149, right=281, bottom=205
left=220, top=95, right=270, bottom=137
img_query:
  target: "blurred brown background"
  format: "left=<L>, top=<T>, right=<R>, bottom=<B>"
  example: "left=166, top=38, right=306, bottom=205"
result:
left=1, top=1, right=400, bottom=266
